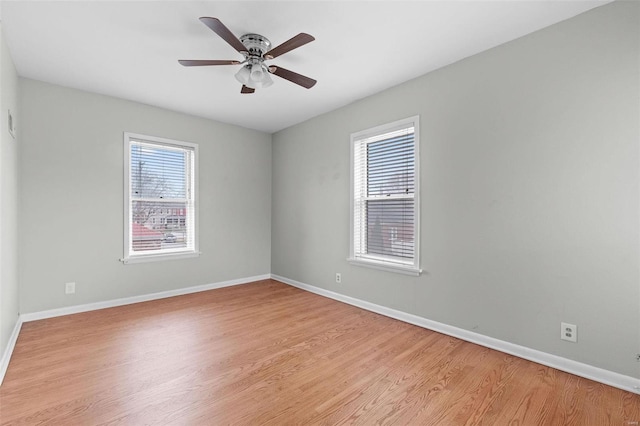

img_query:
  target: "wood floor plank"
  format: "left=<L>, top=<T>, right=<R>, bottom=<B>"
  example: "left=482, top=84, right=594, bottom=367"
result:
left=1, top=279, right=638, bottom=425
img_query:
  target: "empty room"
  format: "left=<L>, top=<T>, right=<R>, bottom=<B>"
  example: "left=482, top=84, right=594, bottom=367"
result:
left=0, top=0, right=639, bottom=424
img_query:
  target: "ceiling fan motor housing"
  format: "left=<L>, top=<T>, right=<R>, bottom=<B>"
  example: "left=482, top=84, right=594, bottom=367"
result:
left=240, top=34, right=271, bottom=59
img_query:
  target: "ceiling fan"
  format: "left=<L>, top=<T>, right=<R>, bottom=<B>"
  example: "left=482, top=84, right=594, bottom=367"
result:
left=179, top=17, right=317, bottom=94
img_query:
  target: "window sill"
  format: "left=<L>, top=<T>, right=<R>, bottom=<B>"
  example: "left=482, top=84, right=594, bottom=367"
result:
left=347, top=257, right=422, bottom=276
left=121, top=251, right=201, bottom=264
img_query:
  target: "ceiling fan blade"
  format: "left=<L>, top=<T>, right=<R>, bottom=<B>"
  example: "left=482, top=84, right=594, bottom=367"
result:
left=268, top=66, right=317, bottom=89
left=199, top=17, right=248, bottom=54
left=179, top=60, right=241, bottom=66
left=263, top=33, right=315, bottom=60
left=241, top=85, right=255, bottom=94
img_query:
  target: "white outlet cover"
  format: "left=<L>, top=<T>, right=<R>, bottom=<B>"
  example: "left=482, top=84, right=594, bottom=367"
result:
left=560, top=322, right=577, bottom=343
left=65, top=282, right=76, bottom=294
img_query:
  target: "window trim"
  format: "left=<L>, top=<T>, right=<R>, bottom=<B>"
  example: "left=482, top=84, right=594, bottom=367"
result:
left=348, top=116, right=421, bottom=276
left=121, top=132, right=200, bottom=264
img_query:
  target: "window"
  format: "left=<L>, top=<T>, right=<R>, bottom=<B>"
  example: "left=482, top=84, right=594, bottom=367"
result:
left=122, top=132, right=198, bottom=263
left=349, top=116, right=420, bottom=275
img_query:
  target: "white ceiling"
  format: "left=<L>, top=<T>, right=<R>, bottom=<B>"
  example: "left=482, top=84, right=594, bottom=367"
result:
left=1, top=1, right=611, bottom=133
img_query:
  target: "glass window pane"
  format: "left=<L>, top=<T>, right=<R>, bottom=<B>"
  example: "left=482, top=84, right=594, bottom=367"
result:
left=131, top=200, right=189, bottom=252
left=131, top=143, right=187, bottom=199
left=366, top=199, right=414, bottom=259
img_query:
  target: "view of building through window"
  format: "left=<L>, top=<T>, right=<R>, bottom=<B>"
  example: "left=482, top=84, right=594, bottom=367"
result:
left=131, top=201, right=188, bottom=251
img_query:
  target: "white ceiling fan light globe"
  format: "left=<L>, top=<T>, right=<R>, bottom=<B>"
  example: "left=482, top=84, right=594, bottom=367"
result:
left=234, top=66, right=251, bottom=85
left=250, top=63, right=264, bottom=81
left=246, top=73, right=261, bottom=89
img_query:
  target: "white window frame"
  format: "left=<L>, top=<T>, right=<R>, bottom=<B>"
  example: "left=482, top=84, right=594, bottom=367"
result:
left=122, top=132, right=199, bottom=264
left=348, top=116, right=421, bottom=276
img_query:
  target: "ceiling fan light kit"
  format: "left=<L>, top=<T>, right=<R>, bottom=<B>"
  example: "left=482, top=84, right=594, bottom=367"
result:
left=179, top=17, right=317, bottom=94
left=235, top=64, right=274, bottom=89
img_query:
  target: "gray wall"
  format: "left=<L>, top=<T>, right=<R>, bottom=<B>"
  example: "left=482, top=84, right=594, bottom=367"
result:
left=0, top=24, right=19, bottom=362
left=272, top=1, right=639, bottom=377
left=19, top=79, right=272, bottom=313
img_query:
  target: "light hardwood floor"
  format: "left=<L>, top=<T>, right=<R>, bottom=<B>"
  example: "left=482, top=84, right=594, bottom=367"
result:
left=1, top=279, right=638, bottom=425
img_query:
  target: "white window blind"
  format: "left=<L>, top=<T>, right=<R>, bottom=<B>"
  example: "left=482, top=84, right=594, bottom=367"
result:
left=350, top=116, right=420, bottom=275
left=123, top=133, right=198, bottom=263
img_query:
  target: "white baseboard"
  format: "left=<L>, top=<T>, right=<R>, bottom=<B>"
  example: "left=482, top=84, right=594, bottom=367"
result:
left=0, top=316, right=22, bottom=386
left=272, top=274, right=640, bottom=395
left=20, top=274, right=271, bottom=323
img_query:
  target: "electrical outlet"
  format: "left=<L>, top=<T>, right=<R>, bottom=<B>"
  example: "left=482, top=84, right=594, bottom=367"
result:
left=636, top=353, right=640, bottom=362
left=65, top=282, right=76, bottom=295
left=560, top=322, right=577, bottom=342
left=335, top=273, right=342, bottom=284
